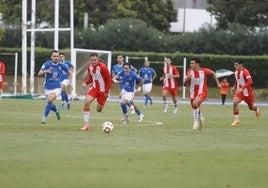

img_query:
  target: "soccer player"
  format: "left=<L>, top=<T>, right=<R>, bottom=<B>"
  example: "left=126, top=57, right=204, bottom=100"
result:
left=159, top=58, right=180, bottom=113
left=183, top=57, right=221, bottom=130
left=0, top=60, right=6, bottom=101
left=230, top=59, right=260, bottom=127
left=112, top=63, right=144, bottom=124
left=59, top=52, right=74, bottom=110
left=81, top=53, right=111, bottom=131
left=112, top=54, right=137, bottom=114
left=37, top=50, right=71, bottom=124
left=138, top=60, right=157, bottom=107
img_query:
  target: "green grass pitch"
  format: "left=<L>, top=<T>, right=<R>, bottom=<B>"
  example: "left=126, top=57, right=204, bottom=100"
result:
left=0, top=98, right=268, bottom=188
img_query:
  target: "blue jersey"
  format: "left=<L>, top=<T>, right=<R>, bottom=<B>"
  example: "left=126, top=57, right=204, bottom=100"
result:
left=40, top=60, right=69, bottom=90
left=112, top=63, right=136, bottom=89
left=60, top=60, right=73, bottom=81
left=138, top=67, right=156, bottom=84
left=117, top=71, right=142, bottom=92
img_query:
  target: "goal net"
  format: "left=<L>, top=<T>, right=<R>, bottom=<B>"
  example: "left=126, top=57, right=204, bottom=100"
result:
left=71, top=48, right=112, bottom=98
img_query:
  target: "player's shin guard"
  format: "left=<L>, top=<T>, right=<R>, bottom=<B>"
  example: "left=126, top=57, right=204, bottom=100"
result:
left=61, top=91, right=65, bottom=101
left=121, top=103, right=128, bottom=114
left=44, top=102, right=53, bottom=117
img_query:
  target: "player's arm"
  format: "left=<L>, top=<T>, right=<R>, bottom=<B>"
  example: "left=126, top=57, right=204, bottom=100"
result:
left=37, top=64, right=51, bottom=77
left=112, top=72, right=120, bottom=83
left=159, top=70, right=165, bottom=81
left=136, top=78, right=144, bottom=93
left=172, top=67, right=180, bottom=78
left=242, top=71, right=253, bottom=89
left=183, top=71, right=190, bottom=86
left=211, top=71, right=221, bottom=88
left=231, top=80, right=237, bottom=93
left=172, top=73, right=180, bottom=78
left=82, top=67, right=92, bottom=88
left=131, top=65, right=138, bottom=73
left=152, top=72, right=157, bottom=82
left=102, top=67, right=112, bottom=95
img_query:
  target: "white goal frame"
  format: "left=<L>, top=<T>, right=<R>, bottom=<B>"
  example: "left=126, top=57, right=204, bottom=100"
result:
left=0, top=52, right=19, bottom=95
left=71, top=48, right=112, bottom=97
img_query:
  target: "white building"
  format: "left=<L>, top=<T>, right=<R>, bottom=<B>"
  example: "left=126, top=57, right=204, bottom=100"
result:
left=170, top=0, right=216, bottom=32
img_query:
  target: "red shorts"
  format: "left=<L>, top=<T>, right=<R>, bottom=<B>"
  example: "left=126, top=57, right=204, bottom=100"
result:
left=87, top=87, right=108, bottom=106
left=0, top=81, right=3, bottom=88
left=162, top=86, right=177, bottom=96
left=235, top=91, right=254, bottom=107
left=191, top=92, right=207, bottom=104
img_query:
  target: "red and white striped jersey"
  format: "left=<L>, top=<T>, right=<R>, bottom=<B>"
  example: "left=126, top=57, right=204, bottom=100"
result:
left=162, top=65, right=179, bottom=89
left=234, top=67, right=253, bottom=96
left=186, top=68, right=213, bottom=99
left=84, top=61, right=111, bottom=93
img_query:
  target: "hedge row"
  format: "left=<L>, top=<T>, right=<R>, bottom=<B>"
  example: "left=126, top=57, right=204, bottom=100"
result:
left=1, top=48, right=268, bottom=88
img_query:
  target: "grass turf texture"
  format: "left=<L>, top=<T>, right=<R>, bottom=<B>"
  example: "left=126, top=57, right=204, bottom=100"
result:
left=0, top=98, right=268, bottom=188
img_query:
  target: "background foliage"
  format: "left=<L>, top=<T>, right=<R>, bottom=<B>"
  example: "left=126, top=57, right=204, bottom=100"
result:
left=1, top=18, right=268, bottom=56
left=207, top=0, right=268, bottom=29
left=0, top=1, right=268, bottom=55
left=0, top=0, right=176, bottom=32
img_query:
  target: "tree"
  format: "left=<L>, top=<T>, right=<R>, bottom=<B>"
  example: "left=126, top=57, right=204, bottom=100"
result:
left=207, top=0, right=268, bottom=29
left=0, top=0, right=177, bottom=32
left=109, top=0, right=177, bottom=32
left=0, top=0, right=22, bottom=26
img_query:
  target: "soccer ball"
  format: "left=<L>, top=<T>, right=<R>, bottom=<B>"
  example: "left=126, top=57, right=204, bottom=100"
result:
left=101, top=121, right=114, bottom=133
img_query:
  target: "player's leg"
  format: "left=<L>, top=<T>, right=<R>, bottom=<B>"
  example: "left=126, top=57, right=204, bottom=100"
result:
left=120, top=89, right=134, bottom=114
left=128, top=102, right=135, bottom=114
left=191, top=97, right=202, bottom=130
left=96, top=92, right=108, bottom=113
left=170, top=88, right=178, bottom=114
left=130, top=100, right=144, bottom=123
left=65, top=91, right=70, bottom=110
left=41, top=91, right=59, bottom=124
left=246, top=95, right=260, bottom=118
left=121, top=98, right=129, bottom=124
left=81, top=88, right=96, bottom=130
left=61, top=83, right=66, bottom=108
left=143, top=83, right=152, bottom=107
left=162, top=87, right=169, bottom=112
left=231, top=94, right=242, bottom=126
left=121, top=92, right=136, bottom=123
left=81, top=95, right=95, bottom=130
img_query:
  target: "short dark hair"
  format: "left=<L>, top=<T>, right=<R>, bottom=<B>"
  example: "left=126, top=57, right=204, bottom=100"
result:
left=235, top=59, right=244, bottom=64
left=90, top=53, right=99, bottom=58
left=123, top=63, right=131, bottom=68
left=190, top=57, right=202, bottom=64
left=50, top=49, right=59, bottom=55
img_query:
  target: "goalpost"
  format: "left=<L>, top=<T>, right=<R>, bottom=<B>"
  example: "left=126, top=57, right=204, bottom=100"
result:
left=0, top=52, right=19, bottom=95
left=71, top=48, right=112, bottom=98
left=22, top=0, right=74, bottom=95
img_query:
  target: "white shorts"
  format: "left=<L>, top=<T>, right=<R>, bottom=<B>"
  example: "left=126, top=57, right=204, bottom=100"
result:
left=120, top=89, right=135, bottom=103
left=61, top=79, right=69, bottom=87
left=142, top=83, right=152, bottom=93
left=44, top=88, right=61, bottom=97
